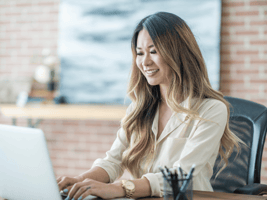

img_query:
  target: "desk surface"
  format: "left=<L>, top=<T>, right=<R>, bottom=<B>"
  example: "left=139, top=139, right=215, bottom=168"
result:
left=1, top=191, right=266, bottom=200
left=0, top=104, right=127, bottom=121
left=60, top=191, right=267, bottom=200
left=139, top=191, right=267, bottom=200
left=191, top=190, right=267, bottom=199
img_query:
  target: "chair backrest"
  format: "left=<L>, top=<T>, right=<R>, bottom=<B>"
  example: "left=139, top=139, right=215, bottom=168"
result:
left=210, top=96, right=267, bottom=193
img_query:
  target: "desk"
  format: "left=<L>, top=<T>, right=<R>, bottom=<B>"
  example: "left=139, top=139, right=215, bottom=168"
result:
left=191, top=190, right=267, bottom=199
left=1, top=191, right=267, bottom=200
left=139, top=190, right=267, bottom=200
left=0, top=104, right=127, bottom=127
left=59, top=191, right=267, bottom=200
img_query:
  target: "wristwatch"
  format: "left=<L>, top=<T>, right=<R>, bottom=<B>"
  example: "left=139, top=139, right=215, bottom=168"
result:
left=121, top=180, right=135, bottom=198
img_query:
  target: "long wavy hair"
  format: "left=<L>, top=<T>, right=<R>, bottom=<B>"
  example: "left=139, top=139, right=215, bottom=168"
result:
left=121, top=12, right=240, bottom=178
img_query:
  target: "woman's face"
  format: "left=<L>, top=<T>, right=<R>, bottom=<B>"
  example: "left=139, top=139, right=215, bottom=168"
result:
left=136, top=29, right=172, bottom=88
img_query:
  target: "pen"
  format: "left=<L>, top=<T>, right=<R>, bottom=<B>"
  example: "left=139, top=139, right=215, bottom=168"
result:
left=176, top=164, right=195, bottom=200
left=168, top=169, right=176, bottom=199
left=165, top=166, right=173, bottom=187
left=174, top=169, right=180, bottom=192
left=159, top=166, right=168, bottom=180
left=159, top=166, right=172, bottom=188
left=177, top=164, right=184, bottom=188
left=165, top=166, right=170, bottom=174
left=172, top=169, right=179, bottom=200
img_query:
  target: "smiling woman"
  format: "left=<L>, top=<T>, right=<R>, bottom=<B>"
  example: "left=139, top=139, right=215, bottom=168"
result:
left=136, top=30, right=172, bottom=89
left=57, top=12, right=241, bottom=200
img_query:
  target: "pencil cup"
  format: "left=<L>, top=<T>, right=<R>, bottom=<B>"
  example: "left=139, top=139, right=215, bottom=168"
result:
left=163, top=176, right=193, bottom=200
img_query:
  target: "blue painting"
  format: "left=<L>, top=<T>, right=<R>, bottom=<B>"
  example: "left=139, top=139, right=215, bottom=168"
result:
left=58, top=0, right=221, bottom=104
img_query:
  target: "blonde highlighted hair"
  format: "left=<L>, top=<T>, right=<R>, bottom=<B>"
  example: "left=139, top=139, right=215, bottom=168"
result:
left=121, top=12, right=240, bottom=178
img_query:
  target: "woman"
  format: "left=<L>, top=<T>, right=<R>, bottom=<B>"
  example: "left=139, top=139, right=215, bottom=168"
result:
left=57, top=12, right=240, bottom=200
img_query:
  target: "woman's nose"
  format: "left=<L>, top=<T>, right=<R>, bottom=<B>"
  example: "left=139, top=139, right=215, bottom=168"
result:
left=142, top=54, right=152, bottom=66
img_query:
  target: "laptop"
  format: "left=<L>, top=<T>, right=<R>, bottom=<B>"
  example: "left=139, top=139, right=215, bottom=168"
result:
left=0, top=124, right=96, bottom=200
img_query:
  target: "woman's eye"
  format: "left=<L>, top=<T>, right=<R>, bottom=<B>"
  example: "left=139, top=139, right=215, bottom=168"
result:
left=150, top=50, right=157, bottom=54
left=137, top=52, right=143, bottom=56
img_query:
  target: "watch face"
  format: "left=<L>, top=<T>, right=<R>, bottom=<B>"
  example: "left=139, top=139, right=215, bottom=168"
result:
left=126, top=181, right=135, bottom=190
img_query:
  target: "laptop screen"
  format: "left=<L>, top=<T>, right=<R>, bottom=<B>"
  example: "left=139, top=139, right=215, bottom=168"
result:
left=0, top=125, right=62, bottom=200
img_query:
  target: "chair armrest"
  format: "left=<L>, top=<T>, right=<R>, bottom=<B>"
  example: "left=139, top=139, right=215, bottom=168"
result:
left=234, top=183, right=267, bottom=195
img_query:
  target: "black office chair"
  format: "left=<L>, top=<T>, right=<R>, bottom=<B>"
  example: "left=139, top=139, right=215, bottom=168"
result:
left=210, top=96, right=267, bottom=195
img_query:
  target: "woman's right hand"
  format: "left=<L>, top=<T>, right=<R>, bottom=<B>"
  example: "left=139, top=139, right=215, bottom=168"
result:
left=57, top=176, right=83, bottom=194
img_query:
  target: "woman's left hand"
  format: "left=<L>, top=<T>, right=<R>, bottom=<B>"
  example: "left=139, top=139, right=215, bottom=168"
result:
left=65, top=179, right=124, bottom=200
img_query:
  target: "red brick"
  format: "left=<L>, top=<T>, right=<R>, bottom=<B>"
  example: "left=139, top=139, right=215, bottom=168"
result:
left=220, top=50, right=231, bottom=55
left=236, top=50, right=259, bottom=55
left=250, top=40, right=267, bottom=45
left=250, top=1, right=267, bottom=6
left=27, top=11, right=42, bottom=15
left=16, top=3, right=32, bottom=7
left=250, top=99, right=267, bottom=105
left=0, top=4, right=10, bottom=8
left=221, top=21, right=245, bottom=26
left=235, top=89, right=259, bottom=93
left=235, top=30, right=259, bottom=35
left=5, top=28, right=21, bottom=32
left=221, top=31, right=230, bottom=36
left=221, top=59, right=245, bottom=65
left=37, top=2, right=56, bottom=6
left=221, top=41, right=244, bottom=46
left=261, top=176, right=267, bottom=182
left=250, top=20, right=267, bottom=26
left=222, top=2, right=245, bottom=7
left=5, top=12, right=21, bottom=16
left=221, top=80, right=244, bottom=84
left=0, top=21, right=9, bottom=24
left=62, top=120, right=80, bottom=126
left=52, top=164, right=69, bottom=169
left=220, top=88, right=230, bottom=94
left=236, top=69, right=259, bottom=74
left=222, top=12, right=231, bottom=17
left=250, top=79, right=267, bottom=84
left=250, top=59, right=267, bottom=64
left=49, top=11, right=59, bottom=15
left=235, top=11, right=259, bottom=16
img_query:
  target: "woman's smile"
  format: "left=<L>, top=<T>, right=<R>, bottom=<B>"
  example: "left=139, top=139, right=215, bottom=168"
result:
left=136, top=29, right=172, bottom=87
left=144, top=69, right=159, bottom=76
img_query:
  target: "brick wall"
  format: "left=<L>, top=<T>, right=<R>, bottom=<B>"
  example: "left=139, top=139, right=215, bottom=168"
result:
left=0, top=0, right=267, bottom=183
left=220, top=0, right=267, bottom=105
left=0, top=0, right=59, bottom=78
left=220, top=0, right=267, bottom=182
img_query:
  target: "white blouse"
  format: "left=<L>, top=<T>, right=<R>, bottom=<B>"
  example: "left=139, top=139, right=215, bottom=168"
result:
left=92, top=98, right=227, bottom=197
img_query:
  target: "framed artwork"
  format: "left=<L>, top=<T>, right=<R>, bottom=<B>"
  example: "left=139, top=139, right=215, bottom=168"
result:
left=59, top=0, right=221, bottom=104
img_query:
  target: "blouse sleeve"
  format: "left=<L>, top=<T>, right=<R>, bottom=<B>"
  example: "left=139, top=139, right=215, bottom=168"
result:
left=91, top=103, right=134, bottom=183
left=142, top=99, right=228, bottom=197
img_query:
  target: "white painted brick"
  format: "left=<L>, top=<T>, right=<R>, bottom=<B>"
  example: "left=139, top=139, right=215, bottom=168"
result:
left=244, top=56, right=250, bottom=69
left=259, top=26, right=265, bottom=39
left=244, top=75, right=250, bottom=87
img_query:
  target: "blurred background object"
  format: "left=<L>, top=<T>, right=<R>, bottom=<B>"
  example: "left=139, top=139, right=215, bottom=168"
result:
left=29, top=48, right=60, bottom=103
left=0, top=77, right=31, bottom=103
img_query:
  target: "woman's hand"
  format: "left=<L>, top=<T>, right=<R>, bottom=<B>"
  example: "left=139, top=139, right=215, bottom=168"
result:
left=64, top=179, right=125, bottom=200
left=57, top=176, right=83, bottom=194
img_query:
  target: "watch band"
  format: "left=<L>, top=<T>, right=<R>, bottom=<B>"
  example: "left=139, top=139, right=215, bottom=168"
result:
left=122, top=180, right=135, bottom=198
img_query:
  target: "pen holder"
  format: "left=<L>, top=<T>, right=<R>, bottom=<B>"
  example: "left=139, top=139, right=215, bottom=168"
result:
left=163, top=176, right=193, bottom=200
